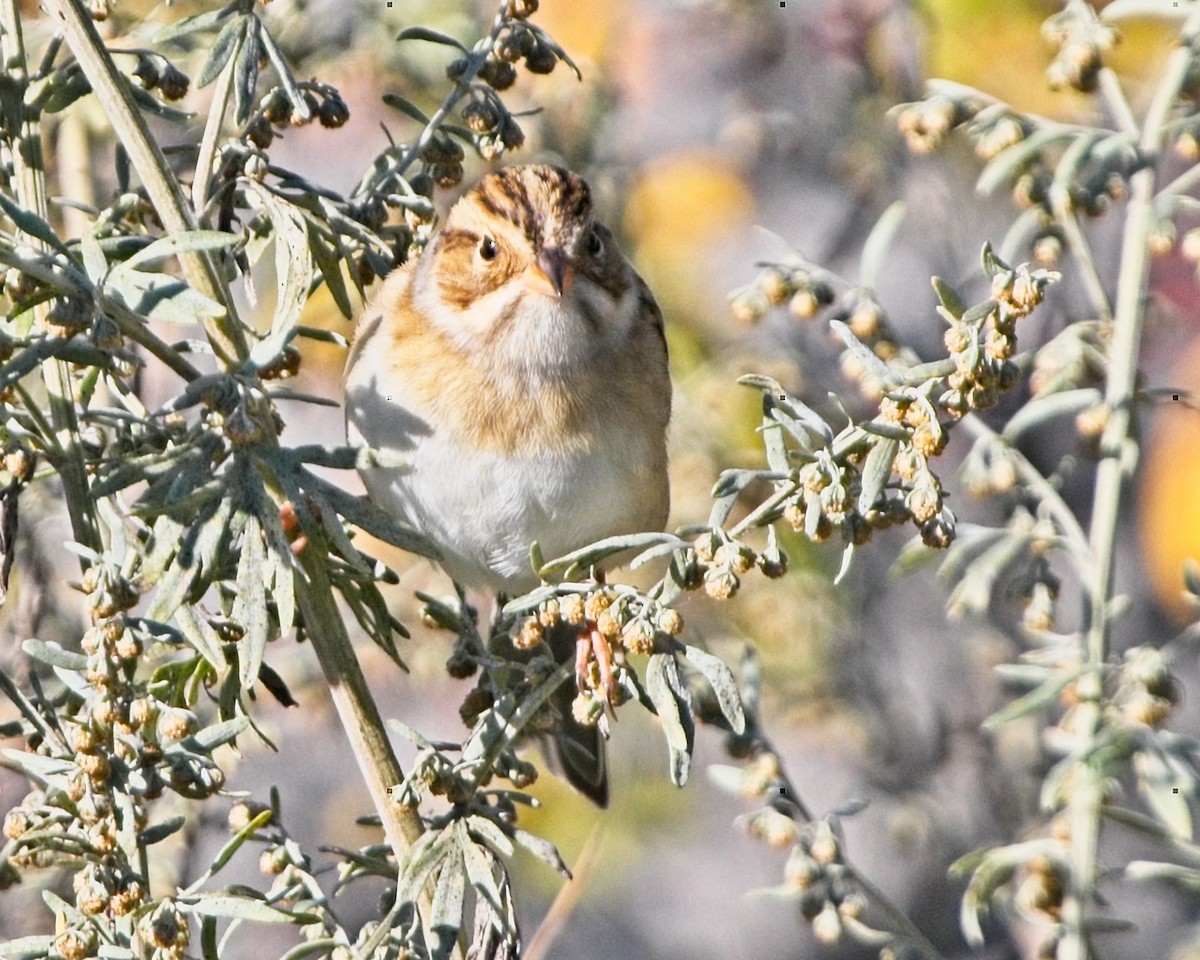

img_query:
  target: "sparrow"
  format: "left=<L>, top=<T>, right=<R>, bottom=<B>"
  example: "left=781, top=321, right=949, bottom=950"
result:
left=343, top=164, right=671, bottom=805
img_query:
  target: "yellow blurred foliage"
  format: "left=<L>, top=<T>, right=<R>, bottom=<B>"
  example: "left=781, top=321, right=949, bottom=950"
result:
left=1139, top=337, right=1200, bottom=622
left=535, top=0, right=624, bottom=65
left=924, top=0, right=1179, bottom=119
left=623, top=151, right=754, bottom=299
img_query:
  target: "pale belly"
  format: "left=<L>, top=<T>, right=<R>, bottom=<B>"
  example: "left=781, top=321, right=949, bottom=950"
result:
left=353, top=426, right=665, bottom=594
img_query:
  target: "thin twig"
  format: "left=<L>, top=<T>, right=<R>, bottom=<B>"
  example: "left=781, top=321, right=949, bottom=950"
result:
left=1060, top=9, right=1200, bottom=960
left=42, top=0, right=249, bottom=371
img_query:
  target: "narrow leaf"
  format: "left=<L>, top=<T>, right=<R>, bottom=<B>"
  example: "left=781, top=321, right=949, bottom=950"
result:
left=682, top=645, right=745, bottom=734
left=859, top=201, right=906, bottom=290
left=645, top=653, right=693, bottom=786
left=395, top=26, right=468, bottom=51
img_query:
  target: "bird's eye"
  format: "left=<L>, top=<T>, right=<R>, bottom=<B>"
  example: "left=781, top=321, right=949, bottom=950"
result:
left=586, top=228, right=603, bottom=257
left=479, top=236, right=498, bottom=261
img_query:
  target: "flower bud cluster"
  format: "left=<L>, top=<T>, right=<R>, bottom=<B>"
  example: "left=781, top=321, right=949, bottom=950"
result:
left=1115, top=645, right=1177, bottom=728
left=244, top=82, right=350, bottom=152
left=728, top=264, right=836, bottom=326
left=1042, top=5, right=1119, bottom=93
left=460, top=89, right=525, bottom=161
left=895, top=79, right=1139, bottom=225
left=939, top=264, right=1055, bottom=417
left=129, top=53, right=190, bottom=102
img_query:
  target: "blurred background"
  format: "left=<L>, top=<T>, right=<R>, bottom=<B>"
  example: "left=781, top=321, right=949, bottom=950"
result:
left=4, top=0, right=1200, bottom=957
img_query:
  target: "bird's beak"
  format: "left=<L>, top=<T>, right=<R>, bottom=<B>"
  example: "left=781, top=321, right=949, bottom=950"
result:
left=524, top=247, right=573, bottom=298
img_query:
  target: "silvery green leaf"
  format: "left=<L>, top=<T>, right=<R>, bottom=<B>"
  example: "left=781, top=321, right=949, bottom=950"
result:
left=107, top=269, right=225, bottom=323
left=118, top=231, right=237, bottom=272
left=173, top=602, right=228, bottom=670
left=0, top=936, right=54, bottom=957
left=1125, top=860, right=1200, bottom=889
left=429, top=849, right=466, bottom=960
left=98, top=946, right=135, bottom=960
left=960, top=298, right=999, bottom=326
left=260, top=503, right=296, bottom=637
left=645, top=653, right=693, bottom=786
left=946, top=531, right=1031, bottom=620
left=830, top=319, right=899, bottom=387
left=276, top=940, right=342, bottom=960
left=994, top=663, right=1054, bottom=687
left=397, top=828, right=455, bottom=907
left=139, top=816, right=186, bottom=846
left=395, top=25, right=468, bottom=51
left=183, top=716, right=249, bottom=753
left=307, top=222, right=353, bottom=319
left=833, top=542, right=855, bottom=585
left=233, top=512, right=269, bottom=690
left=466, top=815, right=515, bottom=858
left=0, top=194, right=70, bottom=254
left=382, top=93, right=433, bottom=123
left=859, top=201, right=905, bottom=291
left=1049, top=132, right=1103, bottom=199
left=21, top=638, right=87, bottom=671
left=457, top=823, right=505, bottom=917
left=81, top=229, right=108, bottom=285
left=934, top=523, right=1006, bottom=584
left=860, top=419, right=910, bottom=441
left=630, top=537, right=689, bottom=570
left=244, top=189, right=312, bottom=373
left=155, top=5, right=237, bottom=43
left=290, top=466, right=439, bottom=559
left=931, top=276, right=967, bottom=320
left=858, top=438, right=897, bottom=514
left=980, top=242, right=1010, bottom=278
left=1185, top=559, right=1200, bottom=598
left=712, top=469, right=785, bottom=499
left=126, top=82, right=193, bottom=121
left=804, top=493, right=823, bottom=540
left=527, top=23, right=582, bottom=78
left=539, top=532, right=685, bottom=577
left=232, top=15, right=261, bottom=125
left=1135, top=749, right=1193, bottom=840
left=682, top=645, right=745, bottom=734
left=982, top=667, right=1078, bottom=728
left=510, top=827, right=571, bottom=877
left=976, top=127, right=1074, bottom=196
left=180, top=894, right=312, bottom=924
left=1, top=748, right=73, bottom=781
left=831, top=796, right=869, bottom=817
left=1002, top=387, right=1102, bottom=441
left=197, top=14, right=246, bottom=87
left=53, top=665, right=92, bottom=697
left=202, top=810, right=273, bottom=885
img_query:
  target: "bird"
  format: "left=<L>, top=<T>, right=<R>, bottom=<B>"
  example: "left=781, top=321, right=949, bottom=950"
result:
left=343, top=164, right=671, bottom=805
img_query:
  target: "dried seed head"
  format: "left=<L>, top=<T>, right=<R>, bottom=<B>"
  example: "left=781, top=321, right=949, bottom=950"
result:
left=741, top=807, right=798, bottom=848
left=656, top=608, right=683, bottom=636
left=560, top=593, right=586, bottom=625
left=595, top=609, right=621, bottom=640
left=622, top=618, right=656, bottom=655
left=524, top=38, right=558, bottom=74
left=811, top=903, right=843, bottom=944
left=703, top=569, right=739, bottom=600
left=158, top=65, right=190, bottom=101
left=479, top=58, right=517, bottom=90
left=158, top=708, right=197, bottom=741
left=514, top=616, right=544, bottom=650
left=318, top=94, right=350, bottom=129
left=584, top=591, right=612, bottom=622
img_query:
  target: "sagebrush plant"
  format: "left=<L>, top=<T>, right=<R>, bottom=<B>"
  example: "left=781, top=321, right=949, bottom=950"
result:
left=719, top=2, right=1200, bottom=959
left=0, top=1, right=1197, bottom=960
